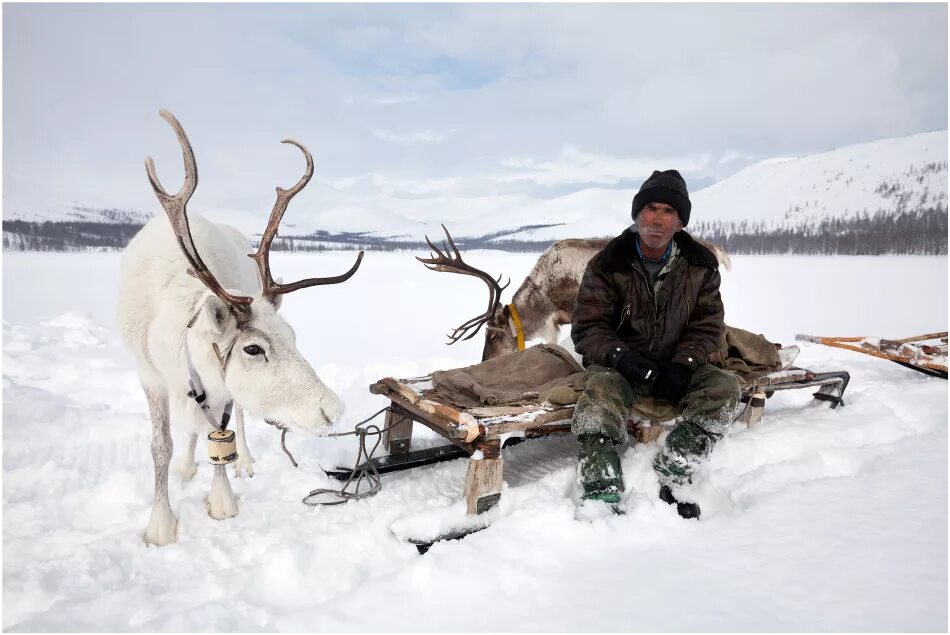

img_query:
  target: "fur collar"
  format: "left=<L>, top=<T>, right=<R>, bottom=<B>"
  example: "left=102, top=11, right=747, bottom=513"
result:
left=596, top=227, right=718, bottom=272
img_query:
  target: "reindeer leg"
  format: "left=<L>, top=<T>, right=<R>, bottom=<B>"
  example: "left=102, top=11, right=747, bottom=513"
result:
left=143, top=386, right=178, bottom=546
left=207, top=464, right=238, bottom=519
left=175, top=431, right=199, bottom=482
left=207, top=421, right=239, bottom=519
left=232, top=406, right=255, bottom=478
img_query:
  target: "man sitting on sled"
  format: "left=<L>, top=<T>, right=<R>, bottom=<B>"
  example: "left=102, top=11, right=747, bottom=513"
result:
left=571, top=169, right=741, bottom=518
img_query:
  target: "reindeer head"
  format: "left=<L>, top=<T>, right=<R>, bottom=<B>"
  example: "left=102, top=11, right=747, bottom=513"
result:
left=417, top=225, right=519, bottom=362
left=147, top=109, right=363, bottom=435
left=481, top=304, right=521, bottom=361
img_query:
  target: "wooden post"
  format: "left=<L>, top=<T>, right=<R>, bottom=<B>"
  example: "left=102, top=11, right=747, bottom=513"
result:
left=635, top=422, right=664, bottom=443
left=464, top=441, right=503, bottom=515
left=739, top=389, right=767, bottom=427
left=382, top=404, right=414, bottom=455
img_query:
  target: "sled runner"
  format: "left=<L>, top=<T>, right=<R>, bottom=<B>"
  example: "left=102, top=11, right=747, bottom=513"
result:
left=330, top=352, right=849, bottom=552
left=796, top=332, right=947, bottom=379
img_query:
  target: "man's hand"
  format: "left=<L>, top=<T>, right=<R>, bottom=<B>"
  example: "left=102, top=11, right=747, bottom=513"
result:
left=615, top=351, right=660, bottom=386
left=652, top=362, right=693, bottom=405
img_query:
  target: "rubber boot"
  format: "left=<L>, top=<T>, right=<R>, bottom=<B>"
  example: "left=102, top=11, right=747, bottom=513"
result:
left=659, top=485, right=701, bottom=520
left=578, top=435, right=624, bottom=507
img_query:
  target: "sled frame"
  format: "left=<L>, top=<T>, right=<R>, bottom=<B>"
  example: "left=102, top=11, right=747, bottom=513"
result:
left=360, top=366, right=850, bottom=516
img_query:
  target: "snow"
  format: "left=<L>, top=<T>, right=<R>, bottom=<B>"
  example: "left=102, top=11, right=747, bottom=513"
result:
left=2, top=249, right=947, bottom=631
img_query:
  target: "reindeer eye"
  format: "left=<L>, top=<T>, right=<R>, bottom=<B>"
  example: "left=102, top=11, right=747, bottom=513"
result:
left=243, top=345, right=264, bottom=356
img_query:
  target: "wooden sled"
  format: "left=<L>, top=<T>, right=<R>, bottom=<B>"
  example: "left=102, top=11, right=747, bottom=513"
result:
left=796, top=332, right=947, bottom=379
left=356, top=361, right=850, bottom=540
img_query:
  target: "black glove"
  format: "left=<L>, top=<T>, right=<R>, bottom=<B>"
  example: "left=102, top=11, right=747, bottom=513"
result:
left=652, top=362, right=693, bottom=405
left=614, top=351, right=660, bottom=386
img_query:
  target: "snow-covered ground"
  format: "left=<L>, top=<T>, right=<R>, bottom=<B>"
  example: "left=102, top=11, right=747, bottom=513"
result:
left=3, top=249, right=947, bottom=631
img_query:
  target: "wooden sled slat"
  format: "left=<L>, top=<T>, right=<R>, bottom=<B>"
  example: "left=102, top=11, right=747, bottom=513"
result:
left=371, top=378, right=479, bottom=442
left=887, top=331, right=948, bottom=345
left=796, top=333, right=948, bottom=378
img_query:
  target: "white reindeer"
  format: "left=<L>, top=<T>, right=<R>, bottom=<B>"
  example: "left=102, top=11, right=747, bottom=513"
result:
left=118, top=110, right=363, bottom=546
left=419, top=226, right=730, bottom=361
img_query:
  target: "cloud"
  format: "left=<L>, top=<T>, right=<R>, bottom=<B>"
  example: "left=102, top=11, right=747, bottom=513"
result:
left=310, top=144, right=716, bottom=202
left=370, top=128, right=450, bottom=143
left=498, top=145, right=715, bottom=188
left=344, top=95, right=422, bottom=106
left=717, top=151, right=758, bottom=165
left=2, top=3, right=946, bottom=220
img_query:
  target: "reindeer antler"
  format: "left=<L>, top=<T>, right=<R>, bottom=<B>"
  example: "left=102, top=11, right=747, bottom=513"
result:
left=249, top=139, right=364, bottom=305
left=146, top=109, right=253, bottom=308
left=147, top=110, right=363, bottom=309
left=417, top=224, right=509, bottom=344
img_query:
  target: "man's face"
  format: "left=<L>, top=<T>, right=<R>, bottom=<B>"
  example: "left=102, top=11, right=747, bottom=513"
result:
left=636, top=202, right=683, bottom=249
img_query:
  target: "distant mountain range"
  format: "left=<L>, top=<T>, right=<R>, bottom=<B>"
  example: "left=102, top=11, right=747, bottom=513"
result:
left=490, top=130, right=947, bottom=244
left=4, top=130, right=947, bottom=253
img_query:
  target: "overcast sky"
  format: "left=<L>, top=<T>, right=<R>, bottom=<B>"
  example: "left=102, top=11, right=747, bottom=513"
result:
left=3, top=3, right=947, bottom=222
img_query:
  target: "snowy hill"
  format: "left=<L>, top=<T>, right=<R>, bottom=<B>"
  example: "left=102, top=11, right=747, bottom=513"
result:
left=3, top=130, right=946, bottom=250
left=6, top=204, right=153, bottom=226
left=692, top=130, right=947, bottom=227
left=497, top=130, right=948, bottom=242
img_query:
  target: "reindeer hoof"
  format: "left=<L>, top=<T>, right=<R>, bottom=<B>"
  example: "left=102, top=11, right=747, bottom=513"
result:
left=207, top=497, right=238, bottom=520
left=208, top=464, right=239, bottom=519
left=176, top=461, right=198, bottom=482
left=207, top=490, right=239, bottom=520
left=144, top=507, right=179, bottom=546
left=233, top=455, right=255, bottom=478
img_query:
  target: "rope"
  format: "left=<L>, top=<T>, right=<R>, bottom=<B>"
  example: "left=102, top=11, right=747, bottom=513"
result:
left=280, top=429, right=298, bottom=468
left=295, top=406, right=395, bottom=506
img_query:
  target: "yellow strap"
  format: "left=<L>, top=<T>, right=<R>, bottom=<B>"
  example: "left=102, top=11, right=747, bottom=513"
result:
left=507, top=303, right=525, bottom=351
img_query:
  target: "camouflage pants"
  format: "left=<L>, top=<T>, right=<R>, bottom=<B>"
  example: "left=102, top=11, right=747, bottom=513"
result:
left=571, top=364, right=741, bottom=488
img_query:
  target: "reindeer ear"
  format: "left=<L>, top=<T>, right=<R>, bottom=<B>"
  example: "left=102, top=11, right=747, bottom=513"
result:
left=197, top=294, right=235, bottom=336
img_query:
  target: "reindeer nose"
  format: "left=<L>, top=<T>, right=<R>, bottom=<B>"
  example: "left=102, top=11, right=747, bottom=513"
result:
left=318, top=394, right=345, bottom=426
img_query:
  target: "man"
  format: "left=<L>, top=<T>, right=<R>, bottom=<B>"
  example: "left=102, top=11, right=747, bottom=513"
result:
left=570, top=169, right=740, bottom=519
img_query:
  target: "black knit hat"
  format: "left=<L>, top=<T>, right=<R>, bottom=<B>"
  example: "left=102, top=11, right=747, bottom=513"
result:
left=631, top=169, right=692, bottom=226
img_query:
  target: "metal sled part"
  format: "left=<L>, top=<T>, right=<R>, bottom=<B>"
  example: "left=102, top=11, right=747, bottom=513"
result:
left=391, top=524, right=491, bottom=555
left=324, top=437, right=526, bottom=480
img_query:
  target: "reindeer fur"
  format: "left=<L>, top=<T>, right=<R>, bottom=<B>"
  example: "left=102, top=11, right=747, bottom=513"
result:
left=118, top=213, right=344, bottom=546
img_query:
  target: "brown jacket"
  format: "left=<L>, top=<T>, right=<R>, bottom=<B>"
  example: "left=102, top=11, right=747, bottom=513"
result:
left=571, top=228, right=725, bottom=371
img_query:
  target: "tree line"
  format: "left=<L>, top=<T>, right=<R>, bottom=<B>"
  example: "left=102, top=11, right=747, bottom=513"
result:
left=2, top=220, right=143, bottom=251
left=4, top=207, right=947, bottom=255
left=690, top=206, right=947, bottom=255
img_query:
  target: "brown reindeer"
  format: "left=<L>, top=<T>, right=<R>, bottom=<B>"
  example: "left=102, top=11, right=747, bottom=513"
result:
left=419, top=225, right=730, bottom=361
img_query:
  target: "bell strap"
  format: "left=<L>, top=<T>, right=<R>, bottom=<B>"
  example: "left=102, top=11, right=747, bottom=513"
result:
left=507, top=303, right=525, bottom=352
left=184, top=338, right=234, bottom=431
